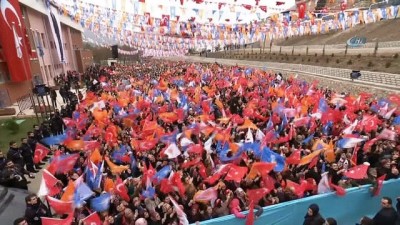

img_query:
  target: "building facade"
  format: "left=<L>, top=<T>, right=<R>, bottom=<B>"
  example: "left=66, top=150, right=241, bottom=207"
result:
left=0, top=0, right=93, bottom=105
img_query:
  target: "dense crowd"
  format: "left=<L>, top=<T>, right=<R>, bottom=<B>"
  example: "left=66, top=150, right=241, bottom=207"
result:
left=2, top=60, right=400, bottom=225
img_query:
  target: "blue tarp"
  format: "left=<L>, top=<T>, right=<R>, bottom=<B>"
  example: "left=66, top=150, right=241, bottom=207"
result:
left=199, top=179, right=400, bottom=225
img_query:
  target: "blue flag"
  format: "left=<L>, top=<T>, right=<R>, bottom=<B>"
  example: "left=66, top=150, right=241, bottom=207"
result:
left=302, top=133, right=315, bottom=144
left=153, top=165, right=172, bottom=182
left=91, top=193, right=111, bottom=212
left=318, top=98, right=328, bottom=113
left=392, top=116, right=400, bottom=126
left=74, top=182, right=94, bottom=208
left=41, top=133, right=67, bottom=146
left=261, top=147, right=285, bottom=172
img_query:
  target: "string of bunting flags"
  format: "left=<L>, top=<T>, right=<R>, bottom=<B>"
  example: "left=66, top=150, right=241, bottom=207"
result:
left=54, top=0, right=399, bottom=55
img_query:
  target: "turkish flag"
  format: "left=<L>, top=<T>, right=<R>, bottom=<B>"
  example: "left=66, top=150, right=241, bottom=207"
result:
left=225, top=165, right=248, bottom=183
left=247, top=188, right=270, bottom=204
left=286, top=150, right=301, bottom=164
left=260, top=6, right=267, bottom=13
left=46, top=196, right=73, bottom=215
left=340, top=2, right=347, bottom=11
left=246, top=201, right=255, bottom=225
left=38, top=170, right=61, bottom=197
left=297, top=2, right=306, bottom=19
left=170, top=172, right=185, bottom=196
left=83, top=141, right=101, bottom=152
left=286, top=180, right=305, bottom=197
left=328, top=178, right=346, bottom=196
left=344, top=164, right=369, bottom=180
left=276, top=1, right=285, bottom=6
left=0, top=0, right=32, bottom=82
left=243, top=4, right=252, bottom=10
left=161, top=15, right=170, bottom=27
left=62, top=118, right=76, bottom=127
left=48, top=154, right=80, bottom=174
left=373, top=175, right=386, bottom=196
left=41, top=214, right=74, bottom=225
left=34, top=143, right=50, bottom=164
left=82, top=212, right=102, bottom=225
left=115, top=177, right=130, bottom=202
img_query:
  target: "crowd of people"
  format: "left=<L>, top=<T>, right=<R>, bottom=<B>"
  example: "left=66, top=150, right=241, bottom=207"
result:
left=2, top=59, right=400, bottom=225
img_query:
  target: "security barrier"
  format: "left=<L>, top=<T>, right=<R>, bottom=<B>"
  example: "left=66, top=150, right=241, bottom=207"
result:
left=199, top=179, right=400, bottom=225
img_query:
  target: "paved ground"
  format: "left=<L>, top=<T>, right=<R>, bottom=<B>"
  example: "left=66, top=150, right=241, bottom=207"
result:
left=168, top=56, right=399, bottom=97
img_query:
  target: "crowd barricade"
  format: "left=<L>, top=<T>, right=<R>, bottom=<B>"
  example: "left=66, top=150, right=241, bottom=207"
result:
left=199, top=178, right=400, bottom=225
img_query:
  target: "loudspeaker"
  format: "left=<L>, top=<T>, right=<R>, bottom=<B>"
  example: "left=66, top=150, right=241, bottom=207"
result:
left=111, top=45, right=118, bottom=59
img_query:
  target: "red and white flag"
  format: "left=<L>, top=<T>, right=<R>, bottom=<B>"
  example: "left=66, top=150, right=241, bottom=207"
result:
left=41, top=213, right=73, bottom=225
left=46, top=196, right=73, bottom=215
left=344, top=163, right=370, bottom=180
left=373, top=175, right=386, bottom=196
left=38, top=169, right=61, bottom=197
left=169, top=196, right=189, bottom=225
left=0, top=0, right=32, bottom=82
left=82, top=212, right=102, bottom=225
left=34, top=143, right=50, bottom=164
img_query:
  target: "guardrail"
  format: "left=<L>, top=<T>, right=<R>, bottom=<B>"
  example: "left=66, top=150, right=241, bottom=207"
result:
left=199, top=178, right=400, bottom=225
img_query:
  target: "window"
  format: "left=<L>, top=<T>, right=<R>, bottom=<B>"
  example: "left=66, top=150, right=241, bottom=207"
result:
left=41, top=33, right=46, bottom=48
left=36, top=31, right=42, bottom=47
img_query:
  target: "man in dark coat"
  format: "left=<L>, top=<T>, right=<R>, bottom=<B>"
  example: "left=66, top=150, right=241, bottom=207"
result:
left=372, top=197, right=398, bottom=225
left=24, top=194, right=51, bottom=225
left=303, top=203, right=325, bottom=225
left=20, top=138, right=37, bottom=173
left=7, top=141, right=24, bottom=168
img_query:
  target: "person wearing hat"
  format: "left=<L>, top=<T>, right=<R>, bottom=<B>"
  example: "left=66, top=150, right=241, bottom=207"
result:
left=303, top=203, right=325, bottom=225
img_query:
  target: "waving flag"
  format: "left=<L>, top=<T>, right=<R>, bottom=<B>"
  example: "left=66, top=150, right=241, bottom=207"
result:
left=261, top=147, right=285, bottom=172
left=225, top=164, right=248, bottom=183
left=247, top=188, right=270, bottom=204
left=48, top=154, right=79, bottom=174
left=344, top=163, right=369, bottom=179
left=46, top=196, right=73, bottom=215
left=373, top=174, right=386, bottom=196
left=393, top=116, right=400, bottom=126
left=247, top=162, right=275, bottom=179
left=378, top=128, right=397, bottom=141
left=115, top=177, right=130, bottom=202
left=337, top=138, right=365, bottom=149
left=170, top=196, right=189, bottom=225
left=193, top=187, right=218, bottom=204
left=37, top=169, right=61, bottom=197
left=33, top=143, right=50, bottom=164
left=246, top=200, right=255, bottom=225
left=91, top=193, right=111, bottom=212
left=299, top=150, right=322, bottom=166
left=74, top=182, right=94, bottom=208
left=162, top=143, right=181, bottom=159
left=82, top=212, right=102, bottom=225
left=41, top=134, right=67, bottom=146
left=286, top=150, right=301, bottom=165
left=153, top=165, right=172, bottom=182
left=41, top=214, right=73, bottom=225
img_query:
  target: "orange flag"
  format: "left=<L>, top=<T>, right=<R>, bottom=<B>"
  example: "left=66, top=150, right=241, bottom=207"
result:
left=104, top=177, right=115, bottom=193
left=105, top=157, right=129, bottom=174
left=238, top=119, right=258, bottom=130
left=299, top=150, right=322, bottom=166
left=61, top=180, right=75, bottom=201
left=90, top=148, right=102, bottom=164
left=247, top=162, right=275, bottom=179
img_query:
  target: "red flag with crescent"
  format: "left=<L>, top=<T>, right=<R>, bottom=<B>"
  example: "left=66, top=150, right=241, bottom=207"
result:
left=0, top=0, right=32, bottom=81
left=34, top=143, right=50, bottom=164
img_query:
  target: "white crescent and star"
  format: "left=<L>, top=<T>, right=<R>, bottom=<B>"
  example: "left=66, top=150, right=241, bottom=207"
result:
left=1, top=0, right=21, bottom=29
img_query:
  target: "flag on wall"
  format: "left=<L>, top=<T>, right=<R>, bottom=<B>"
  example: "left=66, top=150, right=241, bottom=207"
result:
left=297, top=2, right=306, bottom=19
left=0, top=0, right=32, bottom=82
left=45, top=0, right=66, bottom=63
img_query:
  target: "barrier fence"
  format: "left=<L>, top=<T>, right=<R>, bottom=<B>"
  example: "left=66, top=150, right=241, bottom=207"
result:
left=16, top=93, right=33, bottom=116
left=182, top=57, right=400, bottom=92
left=199, top=178, right=400, bottom=225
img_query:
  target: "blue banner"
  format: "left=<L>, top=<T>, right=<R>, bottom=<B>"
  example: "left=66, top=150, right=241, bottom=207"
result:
left=198, top=179, right=400, bottom=225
